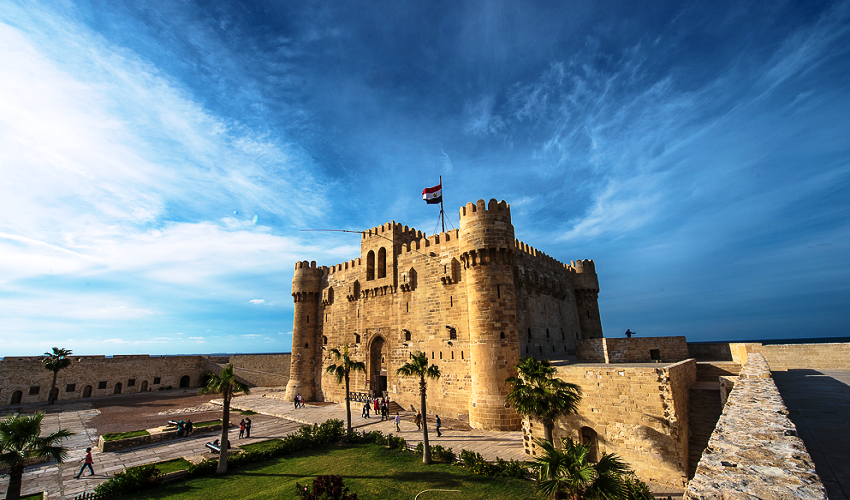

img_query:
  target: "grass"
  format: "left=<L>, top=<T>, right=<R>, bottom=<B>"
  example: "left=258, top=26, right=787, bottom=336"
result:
left=238, top=410, right=258, bottom=415
left=127, top=458, right=193, bottom=475
left=119, top=443, right=542, bottom=500
left=239, top=439, right=283, bottom=453
left=20, top=493, right=44, bottom=500
left=192, top=419, right=221, bottom=428
left=102, top=430, right=150, bottom=441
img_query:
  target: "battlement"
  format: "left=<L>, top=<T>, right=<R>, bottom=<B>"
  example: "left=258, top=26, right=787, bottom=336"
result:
left=399, top=229, right=461, bottom=255
left=328, top=258, right=363, bottom=274
left=294, top=260, right=326, bottom=273
left=360, top=221, right=423, bottom=241
left=514, top=239, right=569, bottom=269
left=570, top=259, right=596, bottom=274
left=458, top=199, right=511, bottom=222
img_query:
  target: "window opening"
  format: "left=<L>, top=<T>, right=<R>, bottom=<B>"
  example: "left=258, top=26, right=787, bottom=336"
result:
left=500, top=331, right=505, bottom=339
left=65, top=384, right=76, bottom=392
left=29, top=386, right=40, bottom=396
left=98, top=381, right=108, bottom=389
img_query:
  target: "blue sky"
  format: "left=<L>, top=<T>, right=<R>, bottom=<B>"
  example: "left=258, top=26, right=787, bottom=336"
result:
left=1, top=0, right=849, bottom=356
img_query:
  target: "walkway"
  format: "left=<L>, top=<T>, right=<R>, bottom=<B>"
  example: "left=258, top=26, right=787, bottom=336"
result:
left=773, top=369, right=850, bottom=500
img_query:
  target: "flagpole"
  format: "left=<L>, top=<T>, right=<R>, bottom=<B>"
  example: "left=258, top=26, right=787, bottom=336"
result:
left=439, top=175, right=446, bottom=233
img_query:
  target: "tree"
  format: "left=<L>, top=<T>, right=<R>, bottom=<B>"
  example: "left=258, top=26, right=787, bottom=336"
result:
left=0, top=413, right=74, bottom=500
left=395, top=351, right=441, bottom=464
left=326, top=344, right=366, bottom=434
left=199, top=363, right=250, bottom=474
left=42, top=347, right=73, bottom=405
left=506, top=357, right=582, bottom=444
left=534, top=437, right=631, bottom=500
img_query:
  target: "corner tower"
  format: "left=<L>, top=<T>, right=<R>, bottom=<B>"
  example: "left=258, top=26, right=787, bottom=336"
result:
left=285, top=260, right=324, bottom=402
left=572, top=259, right=603, bottom=339
left=460, top=199, right=521, bottom=431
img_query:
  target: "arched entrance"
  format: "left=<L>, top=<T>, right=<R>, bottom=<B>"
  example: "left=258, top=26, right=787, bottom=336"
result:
left=369, top=336, right=387, bottom=397
left=10, top=390, right=22, bottom=405
left=200, top=374, right=211, bottom=388
left=580, top=426, right=598, bottom=462
left=50, top=387, right=59, bottom=403
left=140, top=380, right=148, bottom=392
left=179, top=375, right=191, bottom=388
left=82, top=385, right=92, bottom=398
left=114, top=382, right=123, bottom=395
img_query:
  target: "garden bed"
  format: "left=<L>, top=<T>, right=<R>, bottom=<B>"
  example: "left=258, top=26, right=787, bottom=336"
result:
left=98, top=422, right=227, bottom=452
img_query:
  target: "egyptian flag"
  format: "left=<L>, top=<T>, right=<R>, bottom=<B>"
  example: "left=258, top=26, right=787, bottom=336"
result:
left=422, top=183, right=442, bottom=204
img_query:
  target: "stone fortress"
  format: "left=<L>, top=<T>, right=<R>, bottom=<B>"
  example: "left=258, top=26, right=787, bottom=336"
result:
left=2, top=197, right=845, bottom=498
left=284, top=198, right=603, bottom=431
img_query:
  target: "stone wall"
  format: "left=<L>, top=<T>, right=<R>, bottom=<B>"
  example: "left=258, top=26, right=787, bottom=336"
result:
left=290, top=198, right=604, bottom=430
left=522, top=359, right=696, bottom=488
left=1, top=353, right=290, bottom=407
left=577, top=337, right=690, bottom=363
left=688, top=341, right=850, bottom=370
left=685, top=353, right=826, bottom=500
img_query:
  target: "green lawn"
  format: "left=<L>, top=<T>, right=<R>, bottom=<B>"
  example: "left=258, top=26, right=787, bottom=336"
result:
left=127, top=458, right=192, bottom=475
left=121, top=444, right=542, bottom=500
left=239, top=439, right=283, bottom=453
left=191, top=419, right=221, bottom=428
left=102, top=430, right=150, bottom=441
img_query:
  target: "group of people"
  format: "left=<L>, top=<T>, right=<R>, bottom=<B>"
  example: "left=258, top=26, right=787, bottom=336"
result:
left=362, top=397, right=393, bottom=420
left=238, top=417, right=252, bottom=438
left=293, top=393, right=307, bottom=409
left=175, top=419, right=193, bottom=437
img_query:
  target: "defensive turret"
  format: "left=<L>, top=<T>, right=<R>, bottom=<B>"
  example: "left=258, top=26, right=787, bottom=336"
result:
left=284, top=260, right=325, bottom=402
left=459, top=199, right=521, bottom=431
left=571, top=259, right=603, bottom=339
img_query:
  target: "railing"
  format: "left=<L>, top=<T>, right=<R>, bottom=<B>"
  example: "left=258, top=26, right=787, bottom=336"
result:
left=73, top=491, right=104, bottom=500
left=347, top=392, right=373, bottom=403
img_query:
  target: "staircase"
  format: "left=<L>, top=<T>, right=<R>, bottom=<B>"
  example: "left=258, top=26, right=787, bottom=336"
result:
left=688, top=362, right=741, bottom=478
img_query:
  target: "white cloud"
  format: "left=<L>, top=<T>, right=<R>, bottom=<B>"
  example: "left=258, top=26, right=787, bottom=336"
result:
left=249, top=299, right=267, bottom=305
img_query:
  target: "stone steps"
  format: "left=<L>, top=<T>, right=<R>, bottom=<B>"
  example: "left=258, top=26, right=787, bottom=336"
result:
left=695, top=362, right=741, bottom=383
left=687, top=386, right=722, bottom=479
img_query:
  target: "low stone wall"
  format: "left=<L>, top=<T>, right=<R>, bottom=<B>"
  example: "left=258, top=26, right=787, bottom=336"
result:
left=577, top=337, right=689, bottom=363
left=97, top=424, right=225, bottom=452
left=688, top=341, right=850, bottom=370
left=688, top=342, right=733, bottom=361
left=228, top=354, right=291, bottom=387
left=523, top=359, right=696, bottom=488
left=685, top=353, right=826, bottom=499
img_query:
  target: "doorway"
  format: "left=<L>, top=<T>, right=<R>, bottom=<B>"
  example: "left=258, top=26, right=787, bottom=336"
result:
left=581, top=426, right=599, bottom=462
left=140, top=380, right=148, bottom=392
left=82, top=385, right=92, bottom=398
left=369, top=336, right=387, bottom=396
left=179, top=375, right=191, bottom=388
left=10, top=390, right=22, bottom=405
left=114, top=382, right=123, bottom=395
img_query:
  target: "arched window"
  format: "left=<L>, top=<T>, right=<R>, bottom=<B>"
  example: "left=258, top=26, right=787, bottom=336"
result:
left=327, top=287, right=334, bottom=304
left=323, top=335, right=328, bottom=345
left=354, top=333, right=361, bottom=344
left=546, top=328, right=550, bottom=338
left=378, top=247, right=387, bottom=278
left=366, top=251, right=375, bottom=280
left=581, top=427, right=599, bottom=462
left=528, top=328, right=532, bottom=339
left=500, top=331, right=505, bottom=339
left=404, top=330, right=411, bottom=341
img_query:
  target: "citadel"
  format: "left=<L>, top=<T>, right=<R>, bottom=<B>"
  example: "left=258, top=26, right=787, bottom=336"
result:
left=2, top=198, right=845, bottom=498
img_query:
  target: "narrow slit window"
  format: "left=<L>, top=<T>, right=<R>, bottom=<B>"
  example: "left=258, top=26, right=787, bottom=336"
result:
left=497, top=285, right=501, bottom=299
left=307, top=315, right=309, bottom=324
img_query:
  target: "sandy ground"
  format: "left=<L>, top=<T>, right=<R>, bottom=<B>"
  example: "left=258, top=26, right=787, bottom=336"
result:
left=86, top=390, right=273, bottom=434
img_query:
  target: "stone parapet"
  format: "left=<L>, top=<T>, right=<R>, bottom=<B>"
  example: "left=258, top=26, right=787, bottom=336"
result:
left=685, top=353, right=826, bottom=500
left=577, top=337, right=690, bottom=363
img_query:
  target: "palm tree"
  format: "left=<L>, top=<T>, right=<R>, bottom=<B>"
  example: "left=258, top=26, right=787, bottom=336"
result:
left=326, top=344, right=366, bottom=434
left=395, top=351, right=441, bottom=464
left=199, top=363, right=250, bottom=474
left=506, top=357, right=582, bottom=444
left=0, top=413, right=74, bottom=500
left=42, top=347, right=73, bottom=404
left=534, top=437, right=630, bottom=500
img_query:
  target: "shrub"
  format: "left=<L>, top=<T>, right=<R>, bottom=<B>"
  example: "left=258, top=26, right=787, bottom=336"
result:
left=296, top=475, right=359, bottom=500
left=187, top=458, right=217, bottom=477
left=456, top=449, right=530, bottom=479
left=94, top=464, right=160, bottom=497
left=623, top=473, right=654, bottom=500
left=386, top=434, right=406, bottom=450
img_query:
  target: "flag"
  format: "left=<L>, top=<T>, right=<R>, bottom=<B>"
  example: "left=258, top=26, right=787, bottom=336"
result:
left=422, top=183, right=442, bottom=204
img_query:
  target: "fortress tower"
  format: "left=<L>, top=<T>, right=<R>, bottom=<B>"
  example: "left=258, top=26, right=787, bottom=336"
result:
left=284, top=260, right=324, bottom=402
left=286, top=198, right=603, bottom=431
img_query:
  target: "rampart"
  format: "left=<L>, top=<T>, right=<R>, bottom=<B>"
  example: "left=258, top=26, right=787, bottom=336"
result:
left=687, top=341, right=850, bottom=370
left=577, top=337, right=690, bottom=363
left=522, top=359, right=696, bottom=488
left=685, top=353, right=826, bottom=499
left=1, top=353, right=290, bottom=406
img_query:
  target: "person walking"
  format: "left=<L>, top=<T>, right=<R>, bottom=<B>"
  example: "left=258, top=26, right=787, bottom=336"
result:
left=186, top=419, right=193, bottom=436
left=414, top=411, right=421, bottom=430
left=297, top=393, right=304, bottom=408
left=394, top=412, right=401, bottom=432
left=245, top=417, right=252, bottom=438
left=75, top=448, right=94, bottom=478
left=435, top=415, right=442, bottom=437
left=294, top=394, right=300, bottom=409
left=362, top=401, right=370, bottom=418
left=239, top=419, right=246, bottom=439
left=373, top=398, right=380, bottom=415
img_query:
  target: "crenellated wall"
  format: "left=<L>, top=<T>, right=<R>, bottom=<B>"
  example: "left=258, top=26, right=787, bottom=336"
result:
left=522, top=359, right=696, bottom=488
left=1, top=353, right=290, bottom=407
left=685, top=353, right=826, bottom=500
left=288, top=198, right=604, bottom=430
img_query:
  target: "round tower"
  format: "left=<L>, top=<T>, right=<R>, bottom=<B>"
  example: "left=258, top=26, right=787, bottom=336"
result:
left=572, top=259, right=603, bottom=339
left=459, top=199, right=521, bottom=431
left=284, top=260, right=324, bottom=402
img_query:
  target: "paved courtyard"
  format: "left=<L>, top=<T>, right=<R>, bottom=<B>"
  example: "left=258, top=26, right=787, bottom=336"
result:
left=773, top=369, right=850, bottom=500
left=1, top=389, right=684, bottom=499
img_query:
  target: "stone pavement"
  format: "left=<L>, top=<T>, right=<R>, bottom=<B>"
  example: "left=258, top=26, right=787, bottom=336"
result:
left=773, top=369, right=850, bottom=500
